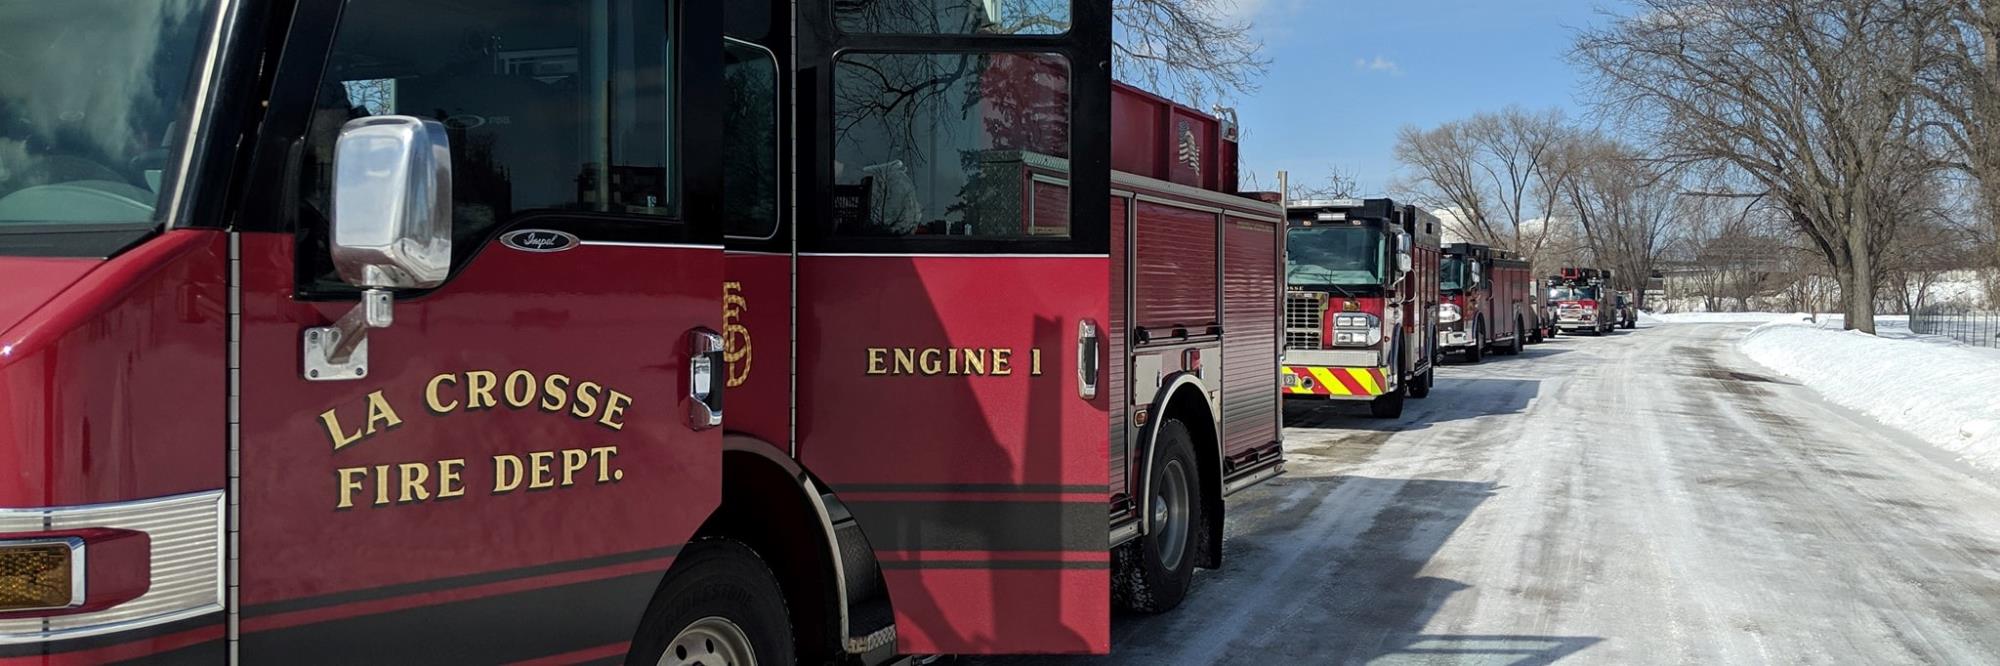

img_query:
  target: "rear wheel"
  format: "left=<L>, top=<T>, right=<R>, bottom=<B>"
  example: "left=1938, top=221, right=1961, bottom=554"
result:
left=1502, top=318, right=1524, bottom=355
left=1408, top=366, right=1433, bottom=399
left=631, top=540, right=795, bottom=666
left=1114, top=419, right=1202, bottom=613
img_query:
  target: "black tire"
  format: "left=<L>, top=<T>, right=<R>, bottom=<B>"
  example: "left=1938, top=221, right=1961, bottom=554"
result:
left=1502, top=319, right=1524, bottom=355
left=1408, top=367, right=1433, bottom=399
left=630, top=540, right=795, bottom=666
left=1370, top=379, right=1407, bottom=418
left=1114, top=419, right=1202, bottom=614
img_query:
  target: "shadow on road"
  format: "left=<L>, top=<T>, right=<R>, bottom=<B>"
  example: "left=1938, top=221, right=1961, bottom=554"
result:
left=1442, top=346, right=1571, bottom=365
left=1284, top=377, right=1540, bottom=432
left=968, top=475, right=1598, bottom=664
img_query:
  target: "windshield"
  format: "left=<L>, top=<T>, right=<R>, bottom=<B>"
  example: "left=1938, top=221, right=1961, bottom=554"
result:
left=1440, top=255, right=1468, bottom=292
left=1551, top=286, right=1599, bottom=301
left=1286, top=226, right=1384, bottom=288
left=0, top=0, right=215, bottom=237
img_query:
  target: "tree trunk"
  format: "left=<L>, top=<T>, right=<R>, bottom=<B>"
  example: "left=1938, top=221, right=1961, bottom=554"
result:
left=1843, top=227, right=1877, bottom=334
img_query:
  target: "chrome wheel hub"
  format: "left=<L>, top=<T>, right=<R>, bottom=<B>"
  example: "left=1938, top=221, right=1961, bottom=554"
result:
left=660, top=616, right=756, bottom=666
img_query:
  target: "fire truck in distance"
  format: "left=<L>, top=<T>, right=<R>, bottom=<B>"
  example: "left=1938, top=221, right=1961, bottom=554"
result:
left=1550, top=268, right=1621, bottom=334
left=0, top=0, right=1286, bottom=662
left=1613, top=290, right=1639, bottom=329
left=1438, top=244, right=1533, bottom=362
left=1280, top=199, right=1442, bottom=418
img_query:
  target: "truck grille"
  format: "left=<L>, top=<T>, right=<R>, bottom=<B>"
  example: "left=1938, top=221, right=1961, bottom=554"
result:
left=1285, top=292, right=1326, bottom=350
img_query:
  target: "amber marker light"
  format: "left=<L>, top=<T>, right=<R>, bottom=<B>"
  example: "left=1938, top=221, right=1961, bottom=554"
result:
left=0, top=538, right=82, bottom=612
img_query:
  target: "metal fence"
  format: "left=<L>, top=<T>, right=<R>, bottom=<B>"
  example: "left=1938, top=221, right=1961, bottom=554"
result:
left=1910, top=305, right=2000, bottom=349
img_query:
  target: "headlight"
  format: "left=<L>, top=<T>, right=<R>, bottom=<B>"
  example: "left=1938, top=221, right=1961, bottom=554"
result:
left=1333, top=313, right=1382, bottom=347
left=1438, top=304, right=1462, bottom=323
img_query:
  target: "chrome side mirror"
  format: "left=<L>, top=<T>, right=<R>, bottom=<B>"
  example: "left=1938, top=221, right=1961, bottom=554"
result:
left=305, top=116, right=454, bottom=382
left=332, top=116, right=453, bottom=288
left=1470, top=260, right=1484, bottom=285
left=1396, top=252, right=1414, bottom=275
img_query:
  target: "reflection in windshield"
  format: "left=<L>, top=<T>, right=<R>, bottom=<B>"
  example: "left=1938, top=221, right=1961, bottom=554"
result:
left=1441, top=255, right=1468, bottom=292
left=1286, top=226, right=1383, bottom=287
left=1550, top=286, right=1599, bottom=301
left=0, top=0, right=214, bottom=227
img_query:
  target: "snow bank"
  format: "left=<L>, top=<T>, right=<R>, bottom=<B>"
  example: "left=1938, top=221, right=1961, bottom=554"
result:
left=1740, top=320, right=2000, bottom=471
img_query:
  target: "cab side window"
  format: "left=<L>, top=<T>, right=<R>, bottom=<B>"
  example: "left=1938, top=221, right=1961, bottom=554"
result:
left=723, top=39, right=779, bottom=240
left=299, top=0, right=675, bottom=277
left=828, top=52, right=1071, bottom=240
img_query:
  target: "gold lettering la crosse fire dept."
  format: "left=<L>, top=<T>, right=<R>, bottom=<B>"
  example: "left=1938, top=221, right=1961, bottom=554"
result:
left=318, top=369, right=636, bottom=510
left=864, top=347, right=1044, bottom=377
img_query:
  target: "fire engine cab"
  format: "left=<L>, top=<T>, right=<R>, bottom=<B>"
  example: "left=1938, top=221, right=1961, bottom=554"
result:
left=1550, top=268, right=1619, bottom=335
left=1438, top=243, right=1532, bottom=362
left=0, top=0, right=1285, bottom=662
left=1280, top=199, right=1441, bottom=418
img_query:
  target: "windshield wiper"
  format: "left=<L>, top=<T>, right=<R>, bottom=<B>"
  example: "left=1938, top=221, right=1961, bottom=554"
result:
left=1294, top=265, right=1357, bottom=299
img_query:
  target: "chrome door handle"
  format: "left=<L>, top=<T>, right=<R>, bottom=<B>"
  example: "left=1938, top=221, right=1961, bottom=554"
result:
left=1077, top=319, right=1100, bottom=400
left=688, top=328, right=724, bottom=430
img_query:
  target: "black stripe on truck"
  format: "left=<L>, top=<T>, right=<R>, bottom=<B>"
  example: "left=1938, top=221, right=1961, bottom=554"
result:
left=237, top=571, right=659, bottom=664
left=844, top=500, right=1108, bottom=553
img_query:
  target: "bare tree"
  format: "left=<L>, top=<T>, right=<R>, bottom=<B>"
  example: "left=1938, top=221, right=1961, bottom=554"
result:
left=1555, top=134, right=1685, bottom=308
left=1875, top=167, right=1975, bottom=313
left=1576, top=0, right=1955, bottom=334
left=1285, top=166, right=1361, bottom=202
left=1921, top=1, right=2000, bottom=258
left=1394, top=108, right=1573, bottom=261
left=1113, top=0, right=1269, bottom=107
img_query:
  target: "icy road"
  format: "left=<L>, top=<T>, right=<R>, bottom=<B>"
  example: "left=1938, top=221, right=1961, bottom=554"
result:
left=987, top=323, right=2000, bottom=664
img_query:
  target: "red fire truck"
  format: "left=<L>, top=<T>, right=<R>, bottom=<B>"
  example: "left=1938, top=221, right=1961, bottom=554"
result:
left=1279, top=199, right=1440, bottom=418
left=0, top=0, right=1286, bottom=662
left=1550, top=268, right=1619, bottom=335
left=1438, top=244, right=1532, bottom=362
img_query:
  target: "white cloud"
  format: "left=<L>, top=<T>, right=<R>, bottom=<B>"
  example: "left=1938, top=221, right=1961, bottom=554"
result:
left=1354, top=55, right=1404, bottom=76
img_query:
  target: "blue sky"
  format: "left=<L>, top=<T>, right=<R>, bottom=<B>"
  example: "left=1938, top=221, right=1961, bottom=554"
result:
left=1226, top=0, right=1630, bottom=196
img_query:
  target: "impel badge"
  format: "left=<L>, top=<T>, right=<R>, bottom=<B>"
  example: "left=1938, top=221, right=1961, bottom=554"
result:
left=500, top=229, right=580, bottom=253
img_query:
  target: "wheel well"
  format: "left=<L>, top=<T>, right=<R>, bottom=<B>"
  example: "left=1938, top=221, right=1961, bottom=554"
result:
left=690, top=451, right=841, bottom=663
left=1161, top=386, right=1223, bottom=569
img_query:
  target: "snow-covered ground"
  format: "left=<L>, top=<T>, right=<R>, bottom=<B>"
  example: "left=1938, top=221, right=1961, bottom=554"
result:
left=1642, top=311, right=1794, bottom=324
left=1740, top=316, right=2000, bottom=471
left=984, top=324, right=2000, bottom=664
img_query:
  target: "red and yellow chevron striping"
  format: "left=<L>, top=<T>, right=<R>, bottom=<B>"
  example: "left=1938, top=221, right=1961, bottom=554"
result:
left=1281, top=365, right=1389, bottom=397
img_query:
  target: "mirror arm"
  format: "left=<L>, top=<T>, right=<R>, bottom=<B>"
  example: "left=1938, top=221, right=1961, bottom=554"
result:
left=327, top=288, right=394, bottom=362
left=303, top=289, right=394, bottom=381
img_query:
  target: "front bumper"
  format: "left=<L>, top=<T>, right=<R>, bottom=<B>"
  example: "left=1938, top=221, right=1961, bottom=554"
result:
left=1282, top=365, right=1391, bottom=399
left=1438, top=329, right=1475, bottom=350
